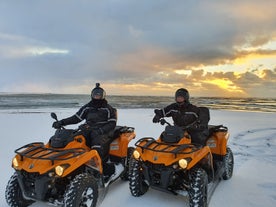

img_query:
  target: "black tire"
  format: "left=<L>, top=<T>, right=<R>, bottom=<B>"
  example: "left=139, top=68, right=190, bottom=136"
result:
left=63, top=173, right=98, bottom=207
left=129, top=157, right=149, bottom=197
left=222, top=147, right=234, bottom=180
left=188, top=168, right=208, bottom=207
left=5, top=172, right=35, bottom=207
left=121, top=147, right=135, bottom=181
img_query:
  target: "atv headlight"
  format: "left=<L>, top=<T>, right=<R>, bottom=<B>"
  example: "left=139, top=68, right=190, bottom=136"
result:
left=133, top=150, right=140, bottom=160
left=55, top=165, right=65, bottom=176
left=12, top=157, right=19, bottom=168
left=178, top=159, right=188, bottom=169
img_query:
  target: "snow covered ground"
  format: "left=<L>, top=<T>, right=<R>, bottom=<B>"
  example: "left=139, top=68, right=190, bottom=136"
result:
left=1, top=109, right=276, bottom=207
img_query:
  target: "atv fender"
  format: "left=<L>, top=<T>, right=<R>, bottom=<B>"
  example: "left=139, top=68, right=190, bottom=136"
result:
left=109, top=128, right=136, bottom=157
left=61, top=150, right=102, bottom=176
left=186, top=146, right=213, bottom=170
left=206, top=126, right=230, bottom=156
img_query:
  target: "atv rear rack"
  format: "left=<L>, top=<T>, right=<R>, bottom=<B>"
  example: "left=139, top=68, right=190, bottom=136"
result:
left=135, top=138, right=202, bottom=157
left=15, top=142, right=86, bottom=165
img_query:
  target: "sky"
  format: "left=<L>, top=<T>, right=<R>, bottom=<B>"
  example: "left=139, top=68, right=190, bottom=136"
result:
left=0, top=0, right=276, bottom=97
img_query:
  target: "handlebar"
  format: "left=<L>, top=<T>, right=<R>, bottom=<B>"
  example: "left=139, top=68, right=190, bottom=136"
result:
left=159, top=118, right=171, bottom=126
left=159, top=118, right=199, bottom=130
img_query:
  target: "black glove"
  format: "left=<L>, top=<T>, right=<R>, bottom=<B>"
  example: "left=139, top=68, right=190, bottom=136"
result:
left=152, top=114, right=161, bottom=123
left=154, top=109, right=163, bottom=116
left=153, top=109, right=163, bottom=123
left=52, top=120, right=64, bottom=129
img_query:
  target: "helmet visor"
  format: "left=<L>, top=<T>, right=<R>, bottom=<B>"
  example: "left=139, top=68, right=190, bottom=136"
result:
left=175, top=88, right=189, bottom=103
left=91, top=88, right=105, bottom=99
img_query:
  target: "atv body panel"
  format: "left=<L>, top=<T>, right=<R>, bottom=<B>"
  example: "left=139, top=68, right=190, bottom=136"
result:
left=109, top=126, right=136, bottom=157
left=206, top=125, right=229, bottom=156
left=134, top=137, right=212, bottom=170
left=13, top=136, right=102, bottom=176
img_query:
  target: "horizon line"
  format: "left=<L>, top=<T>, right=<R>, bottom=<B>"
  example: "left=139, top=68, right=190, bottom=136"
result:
left=0, top=92, right=275, bottom=99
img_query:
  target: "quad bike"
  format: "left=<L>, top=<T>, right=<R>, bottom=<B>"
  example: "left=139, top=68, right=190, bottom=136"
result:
left=5, top=112, right=136, bottom=207
left=129, top=108, right=234, bottom=207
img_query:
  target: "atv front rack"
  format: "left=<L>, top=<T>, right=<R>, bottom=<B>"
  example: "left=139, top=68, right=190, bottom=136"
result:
left=15, top=142, right=86, bottom=165
left=135, top=138, right=202, bottom=157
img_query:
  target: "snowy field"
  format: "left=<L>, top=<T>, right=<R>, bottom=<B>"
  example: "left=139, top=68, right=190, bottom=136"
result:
left=1, top=109, right=276, bottom=207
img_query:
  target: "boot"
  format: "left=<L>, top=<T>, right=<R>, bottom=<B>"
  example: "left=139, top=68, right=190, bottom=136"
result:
left=103, top=163, right=115, bottom=181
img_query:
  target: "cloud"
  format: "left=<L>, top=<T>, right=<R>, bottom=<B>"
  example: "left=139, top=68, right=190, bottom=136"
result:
left=0, top=33, right=69, bottom=58
left=26, top=47, right=69, bottom=56
left=0, top=0, right=275, bottom=97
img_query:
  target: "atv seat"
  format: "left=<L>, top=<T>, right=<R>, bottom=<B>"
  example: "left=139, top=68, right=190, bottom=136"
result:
left=108, top=126, right=134, bottom=142
left=208, top=125, right=228, bottom=136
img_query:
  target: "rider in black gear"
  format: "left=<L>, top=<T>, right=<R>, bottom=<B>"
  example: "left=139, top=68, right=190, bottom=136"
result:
left=153, top=88, right=209, bottom=145
left=52, top=83, right=117, bottom=176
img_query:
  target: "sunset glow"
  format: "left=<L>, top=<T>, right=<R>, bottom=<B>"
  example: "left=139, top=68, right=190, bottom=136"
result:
left=203, top=79, right=245, bottom=94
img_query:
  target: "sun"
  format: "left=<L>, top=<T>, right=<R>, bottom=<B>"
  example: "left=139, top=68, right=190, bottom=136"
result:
left=203, top=78, right=245, bottom=94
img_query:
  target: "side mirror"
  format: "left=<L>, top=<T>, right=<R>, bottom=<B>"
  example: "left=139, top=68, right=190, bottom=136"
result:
left=51, top=112, right=58, bottom=121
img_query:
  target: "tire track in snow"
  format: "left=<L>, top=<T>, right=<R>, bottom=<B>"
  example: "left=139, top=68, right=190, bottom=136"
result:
left=230, top=127, right=276, bottom=168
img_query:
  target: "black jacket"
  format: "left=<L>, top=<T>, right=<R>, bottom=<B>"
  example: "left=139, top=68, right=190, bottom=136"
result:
left=158, top=102, right=200, bottom=127
left=155, top=103, right=210, bottom=145
left=61, top=99, right=117, bottom=134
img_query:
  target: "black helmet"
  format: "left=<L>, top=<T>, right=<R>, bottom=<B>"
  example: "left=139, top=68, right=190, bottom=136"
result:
left=175, top=88, right=189, bottom=103
left=91, top=83, right=106, bottom=100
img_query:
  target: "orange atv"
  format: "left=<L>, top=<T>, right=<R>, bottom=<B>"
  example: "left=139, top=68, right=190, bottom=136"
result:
left=129, top=108, right=234, bottom=207
left=5, top=113, right=136, bottom=207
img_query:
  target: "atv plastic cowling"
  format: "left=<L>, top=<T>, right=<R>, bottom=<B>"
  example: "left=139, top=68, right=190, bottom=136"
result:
left=206, top=125, right=229, bottom=155
left=135, top=137, right=212, bottom=169
left=109, top=126, right=135, bottom=157
left=13, top=135, right=103, bottom=176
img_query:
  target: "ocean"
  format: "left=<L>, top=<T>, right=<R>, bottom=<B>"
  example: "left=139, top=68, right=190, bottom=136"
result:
left=0, top=93, right=275, bottom=113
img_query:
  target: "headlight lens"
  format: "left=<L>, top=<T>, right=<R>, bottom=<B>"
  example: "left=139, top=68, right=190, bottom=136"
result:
left=55, top=165, right=65, bottom=176
left=178, top=159, right=188, bottom=169
left=133, top=150, right=140, bottom=160
left=12, top=157, right=19, bottom=168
